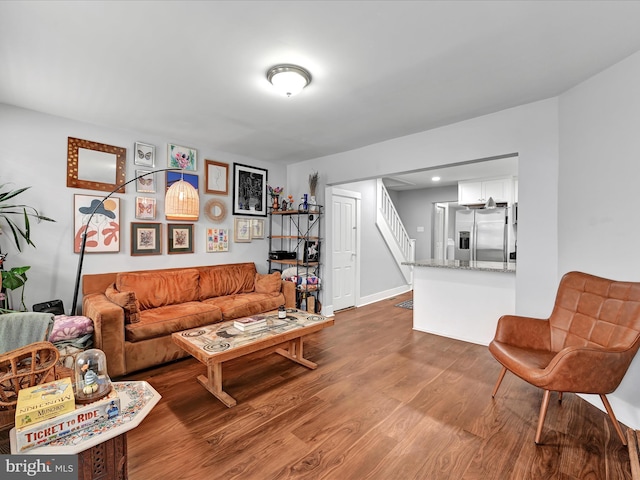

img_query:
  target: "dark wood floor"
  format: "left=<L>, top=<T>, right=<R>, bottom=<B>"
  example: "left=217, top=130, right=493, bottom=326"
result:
left=124, top=292, right=632, bottom=479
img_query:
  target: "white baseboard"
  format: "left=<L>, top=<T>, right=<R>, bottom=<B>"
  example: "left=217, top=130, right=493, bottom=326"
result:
left=322, top=285, right=412, bottom=317
left=358, top=285, right=412, bottom=308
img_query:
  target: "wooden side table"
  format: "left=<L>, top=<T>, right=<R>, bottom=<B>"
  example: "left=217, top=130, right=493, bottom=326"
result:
left=10, top=381, right=160, bottom=480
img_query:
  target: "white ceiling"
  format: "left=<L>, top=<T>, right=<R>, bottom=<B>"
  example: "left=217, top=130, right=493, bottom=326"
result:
left=383, top=155, right=519, bottom=191
left=2, top=0, right=640, bottom=173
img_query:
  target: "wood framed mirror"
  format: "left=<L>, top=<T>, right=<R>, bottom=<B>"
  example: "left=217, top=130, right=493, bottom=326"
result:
left=67, top=137, right=127, bottom=193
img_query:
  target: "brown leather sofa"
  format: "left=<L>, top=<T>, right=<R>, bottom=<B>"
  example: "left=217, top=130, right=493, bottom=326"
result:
left=82, top=262, right=295, bottom=378
left=489, top=271, right=640, bottom=445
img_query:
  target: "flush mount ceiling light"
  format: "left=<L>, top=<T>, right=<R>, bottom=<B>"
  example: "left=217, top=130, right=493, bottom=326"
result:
left=267, top=64, right=312, bottom=97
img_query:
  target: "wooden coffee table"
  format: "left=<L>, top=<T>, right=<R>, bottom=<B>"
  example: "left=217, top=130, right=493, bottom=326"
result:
left=171, top=309, right=334, bottom=407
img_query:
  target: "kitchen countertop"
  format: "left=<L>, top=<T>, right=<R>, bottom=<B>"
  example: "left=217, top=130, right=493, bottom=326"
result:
left=402, top=258, right=516, bottom=273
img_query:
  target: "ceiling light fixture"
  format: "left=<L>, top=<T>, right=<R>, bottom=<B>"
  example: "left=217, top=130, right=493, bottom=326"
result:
left=431, top=176, right=441, bottom=182
left=267, top=64, right=312, bottom=97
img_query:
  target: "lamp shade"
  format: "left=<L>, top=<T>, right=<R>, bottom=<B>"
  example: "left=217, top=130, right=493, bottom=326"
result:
left=165, top=180, right=199, bottom=221
left=267, top=64, right=311, bottom=97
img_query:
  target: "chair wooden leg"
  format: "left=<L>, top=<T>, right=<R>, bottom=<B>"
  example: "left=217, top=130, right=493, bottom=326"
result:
left=535, top=390, right=552, bottom=444
left=558, top=392, right=563, bottom=403
left=492, top=366, right=507, bottom=398
left=600, top=394, right=628, bottom=446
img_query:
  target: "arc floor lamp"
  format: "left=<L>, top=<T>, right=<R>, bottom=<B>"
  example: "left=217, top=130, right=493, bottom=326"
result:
left=70, top=168, right=199, bottom=315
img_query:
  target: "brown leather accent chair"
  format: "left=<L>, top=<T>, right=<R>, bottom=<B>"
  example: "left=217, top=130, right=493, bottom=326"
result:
left=489, top=271, right=640, bottom=445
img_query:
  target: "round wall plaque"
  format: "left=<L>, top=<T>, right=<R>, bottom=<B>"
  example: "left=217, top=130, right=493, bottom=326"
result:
left=205, top=198, right=227, bottom=223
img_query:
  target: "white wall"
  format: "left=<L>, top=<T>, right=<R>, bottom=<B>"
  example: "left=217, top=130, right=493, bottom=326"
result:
left=394, top=185, right=458, bottom=260
left=288, top=97, right=560, bottom=318
left=337, top=180, right=406, bottom=300
left=0, top=104, right=286, bottom=313
left=559, top=49, right=640, bottom=429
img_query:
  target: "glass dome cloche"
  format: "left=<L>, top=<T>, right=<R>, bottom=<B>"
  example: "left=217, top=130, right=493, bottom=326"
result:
left=74, top=348, right=112, bottom=404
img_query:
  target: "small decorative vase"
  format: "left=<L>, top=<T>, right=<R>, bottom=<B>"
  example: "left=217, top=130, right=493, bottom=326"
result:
left=272, top=195, right=279, bottom=210
left=302, top=194, right=308, bottom=211
left=309, top=195, right=318, bottom=212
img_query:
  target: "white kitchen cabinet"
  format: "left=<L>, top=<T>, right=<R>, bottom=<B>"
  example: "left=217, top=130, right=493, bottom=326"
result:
left=458, top=177, right=514, bottom=205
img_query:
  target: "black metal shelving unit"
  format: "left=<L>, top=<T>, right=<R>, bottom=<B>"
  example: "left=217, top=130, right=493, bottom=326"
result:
left=268, top=204, right=322, bottom=311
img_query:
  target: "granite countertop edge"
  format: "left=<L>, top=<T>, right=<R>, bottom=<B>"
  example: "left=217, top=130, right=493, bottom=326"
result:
left=402, top=259, right=516, bottom=273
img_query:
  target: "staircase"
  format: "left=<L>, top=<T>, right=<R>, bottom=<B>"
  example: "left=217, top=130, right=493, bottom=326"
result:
left=376, top=179, right=415, bottom=284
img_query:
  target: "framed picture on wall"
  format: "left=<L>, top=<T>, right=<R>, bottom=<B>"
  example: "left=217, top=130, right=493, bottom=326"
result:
left=73, top=194, right=120, bottom=253
left=134, top=142, right=155, bottom=167
left=168, top=143, right=197, bottom=171
left=251, top=219, right=264, bottom=239
left=232, top=163, right=267, bottom=217
left=135, top=197, right=156, bottom=220
left=136, top=170, right=156, bottom=193
left=206, top=227, right=229, bottom=252
left=205, top=160, right=229, bottom=195
left=166, top=171, right=199, bottom=191
left=233, top=218, right=252, bottom=243
left=168, top=223, right=194, bottom=254
left=131, top=222, right=161, bottom=256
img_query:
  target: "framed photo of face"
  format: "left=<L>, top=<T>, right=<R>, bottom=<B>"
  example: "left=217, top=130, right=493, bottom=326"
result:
left=134, top=142, right=155, bottom=167
left=73, top=194, right=120, bottom=253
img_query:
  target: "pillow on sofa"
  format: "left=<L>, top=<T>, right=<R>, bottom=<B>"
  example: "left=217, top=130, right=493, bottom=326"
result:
left=105, top=283, right=141, bottom=324
left=255, top=271, right=282, bottom=294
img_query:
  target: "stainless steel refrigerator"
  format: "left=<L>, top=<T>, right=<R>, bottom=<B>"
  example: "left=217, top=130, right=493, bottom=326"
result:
left=454, top=207, right=507, bottom=262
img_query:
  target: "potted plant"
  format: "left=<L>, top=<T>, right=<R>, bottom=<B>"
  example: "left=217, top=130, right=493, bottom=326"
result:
left=0, top=182, right=55, bottom=311
left=1, top=264, right=30, bottom=312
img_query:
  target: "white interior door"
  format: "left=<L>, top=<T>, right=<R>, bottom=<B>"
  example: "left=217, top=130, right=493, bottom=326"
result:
left=332, top=193, right=357, bottom=311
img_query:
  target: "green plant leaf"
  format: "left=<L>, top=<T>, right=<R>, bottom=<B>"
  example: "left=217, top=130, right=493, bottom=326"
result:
left=1, top=265, right=30, bottom=290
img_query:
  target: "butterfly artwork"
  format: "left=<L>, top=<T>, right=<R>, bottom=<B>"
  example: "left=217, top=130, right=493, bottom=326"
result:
left=138, top=150, right=152, bottom=161
left=134, top=142, right=155, bottom=167
left=135, top=197, right=156, bottom=219
left=136, top=170, right=155, bottom=193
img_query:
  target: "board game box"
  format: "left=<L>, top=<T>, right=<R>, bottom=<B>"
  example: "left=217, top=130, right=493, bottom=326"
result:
left=15, top=377, right=75, bottom=428
left=14, top=387, right=121, bottom=452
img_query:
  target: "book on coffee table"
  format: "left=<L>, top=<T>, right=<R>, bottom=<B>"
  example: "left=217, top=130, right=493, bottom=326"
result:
left=233, top=315, right=267, bottom=331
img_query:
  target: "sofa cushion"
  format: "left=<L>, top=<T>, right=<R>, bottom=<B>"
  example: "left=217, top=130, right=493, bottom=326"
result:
left=198, top=263, right=256, bottom=300
left=105, top=283, right=140, bottom=324
left=202, top=292, right=284, bottom=321
left=255, top=271, right=282, bottom=294
left=116, top=269, right=200, bottom=310
left=125, top=301, right=222, bottom=343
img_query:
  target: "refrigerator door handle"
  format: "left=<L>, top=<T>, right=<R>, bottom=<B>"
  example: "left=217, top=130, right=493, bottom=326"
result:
left=471, top=220, right=477, bottom=261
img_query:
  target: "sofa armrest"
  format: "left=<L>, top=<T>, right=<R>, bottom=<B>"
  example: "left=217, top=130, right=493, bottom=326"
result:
left=82, top=293, right=127, bottom=378
left=281, top=280, right=296, bottom=308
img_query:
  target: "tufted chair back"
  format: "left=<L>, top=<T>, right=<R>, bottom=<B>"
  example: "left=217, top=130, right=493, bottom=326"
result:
left=549, top=271, right=640, bottom=353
